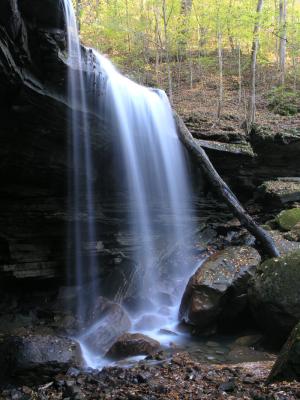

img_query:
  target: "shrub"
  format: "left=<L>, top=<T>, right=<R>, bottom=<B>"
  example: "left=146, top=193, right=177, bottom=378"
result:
left=268, top=86, right=300, bottom=116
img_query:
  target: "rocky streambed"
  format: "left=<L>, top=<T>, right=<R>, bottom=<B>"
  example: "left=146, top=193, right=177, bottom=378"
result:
left=1, top=352, right=300, bottom=400
left=1, top=208, right=300, bottom=398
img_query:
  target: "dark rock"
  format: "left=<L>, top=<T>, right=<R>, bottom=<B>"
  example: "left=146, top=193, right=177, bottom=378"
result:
left=79, top=298, right=131, bottom=355
left=257, top=179, right=300, bottom=206
left=186, top=120, right=300, bottom=197
left=233, top=334, right=262, bottom=347
left=179, top=246, right=261, bottom=332
left=269, top=230, right=300, bottom=254
left=268, top=321, right=300, bottom=382
left=0, top=0, right=115, bottom=290
left=283, top=223, right=300, bottom=242
left=227, top=346, right=273, bottom=363
left=66, top=367, right=81, bottom=377
left=219, top=379, right=235, bottom=392
left=249, top=250, right=300, bottom=345
left=0, top=333, right=82, bottom=383
left=10, top=389, right=24, bottom=400
left=106, top=333, right=160, bottom=359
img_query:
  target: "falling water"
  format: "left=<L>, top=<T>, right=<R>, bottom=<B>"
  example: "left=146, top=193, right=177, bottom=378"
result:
left=96, top=54, right=196, bottom=322
left=63, top=0, right=197, bottom=368
left=63, top=0, right=98, bottom=322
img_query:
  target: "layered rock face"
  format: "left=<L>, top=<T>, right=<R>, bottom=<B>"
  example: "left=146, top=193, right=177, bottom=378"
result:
left=0, top=0, right=207, bottom=300
left=184, top=115, right=300, bottom=197
left=0, top=0, right=115, bottom=290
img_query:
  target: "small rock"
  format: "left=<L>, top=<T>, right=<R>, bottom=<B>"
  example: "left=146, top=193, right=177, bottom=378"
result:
left=106, top=333, right=160, bottom=359
left=233, top=334, right=262, bottom=347
left=67, top=367, right=80, bottom=377
left=218, top=379, right=235, bottom=392
left=11, top=389, right=23, bottom=400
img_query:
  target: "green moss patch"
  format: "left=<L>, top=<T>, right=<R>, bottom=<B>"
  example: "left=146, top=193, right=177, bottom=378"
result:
left=275, top=208, right=300, bottom=231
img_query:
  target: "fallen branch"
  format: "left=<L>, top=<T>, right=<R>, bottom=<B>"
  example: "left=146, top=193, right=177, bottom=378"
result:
left=174, top=111, right=280, bottom=258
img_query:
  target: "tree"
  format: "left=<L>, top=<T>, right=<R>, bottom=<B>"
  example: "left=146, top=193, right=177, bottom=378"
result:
left=162, top=0, right=173, bottom=104
left=216, top=0, right=223, bottom=121
left=247, top=0, right=264, bottom=132
left=76, top=0, right=82, bottom=32
left=279, top=0, right=287, bottom=85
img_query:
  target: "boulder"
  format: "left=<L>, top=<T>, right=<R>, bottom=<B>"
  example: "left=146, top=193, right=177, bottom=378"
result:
left=179, top=246, right=261, bottom=332
left=268, top=321, right=300, bottom=382
left=269, top=230, right=300, bottom=253
left=275, top=208, right=300, bottom=231
left=249, top=250, right=300, bottom=345
left=79, top=298, right=131, bottom=356
left=284, top=223, right=300, bottom=242
left=106, top=333, right=160, bottom=359
left=257, top=179, right=300, bottom=206
left=0, top=334, right=82, bottom=382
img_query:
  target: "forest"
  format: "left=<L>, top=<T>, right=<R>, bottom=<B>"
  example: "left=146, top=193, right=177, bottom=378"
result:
left=76, top=0, right=300, bottom=122
left=0, top=0, right=300, bottom=398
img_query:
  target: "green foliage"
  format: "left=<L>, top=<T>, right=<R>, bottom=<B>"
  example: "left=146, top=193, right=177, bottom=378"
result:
left=75, top=0, right=300, bottom=94
left=268, top=86, right=300, bottom=116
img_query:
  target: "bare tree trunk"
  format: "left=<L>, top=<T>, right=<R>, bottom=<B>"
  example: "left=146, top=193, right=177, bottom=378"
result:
left=246, top=0, right=264, bottom=133
left=125, top=0, right=131, bottom=53
left=291, top=0, right=297, bottom=91
left=227, top=0, right=235, bottom=53
left=179, top=0, right=193, bottom=58
left=174, top=112, right=280, bottom=258
left=76, top=0, right=82, bottom=33
left=279, top=0, right=287, bottom=85
left=217, top=25, right=223, bottom=120
left=274, top=0, right=279, bottom=67
left=189, top=54, right=193, bottom=89
left=162, top=0, right=173, bottom=104
left=238, top=43, right=242, bottom=105
left=154, top=7, right=161, bottom=85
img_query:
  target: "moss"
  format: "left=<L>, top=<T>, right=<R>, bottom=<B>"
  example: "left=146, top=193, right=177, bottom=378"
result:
left=255, top=250, right=300, bottom=308
left=275, top=208, right=300, bottom=231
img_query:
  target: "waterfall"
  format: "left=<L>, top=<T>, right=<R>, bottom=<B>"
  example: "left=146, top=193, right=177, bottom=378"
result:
left=63, top=0, right=197, bottom=368
left=63, top=0, right=98, bottom=321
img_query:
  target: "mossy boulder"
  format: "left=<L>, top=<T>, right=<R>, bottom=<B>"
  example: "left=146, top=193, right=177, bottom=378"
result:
left=249, top=250, right=300, bottom=345
left=268, top=322, right=300, bottom=382
left=275, top=208, right=300, bottom=231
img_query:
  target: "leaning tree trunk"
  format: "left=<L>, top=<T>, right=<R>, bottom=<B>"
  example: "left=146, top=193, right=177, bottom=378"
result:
left=174, top=112, right=280, bottom=258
